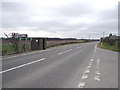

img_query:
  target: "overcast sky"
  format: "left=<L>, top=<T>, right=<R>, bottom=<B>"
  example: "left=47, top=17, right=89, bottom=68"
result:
left=1, top=0, right=118, bottom=39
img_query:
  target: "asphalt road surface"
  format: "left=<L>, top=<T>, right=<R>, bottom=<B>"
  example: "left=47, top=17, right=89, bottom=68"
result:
left=2, top=42, right=118, bottom=88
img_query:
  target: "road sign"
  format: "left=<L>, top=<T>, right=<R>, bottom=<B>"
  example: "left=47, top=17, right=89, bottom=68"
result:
left=19, top=37, right=32, bottom=41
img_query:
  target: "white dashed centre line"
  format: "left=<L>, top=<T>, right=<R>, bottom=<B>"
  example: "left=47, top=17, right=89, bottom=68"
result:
left=87, top=65, right=91, bottom=68
left=57, top=49, right=72, bottom=55
left=97, top=60, right=100, bottom=62
left=96, top=71, right=100, bottom=75
left=84, top=69, right=90, bottom=74
left=82, top=74, right=88, bottom=79
left=0, top=58, right=45, bottom=74
left=90, top=59, right=93, bottom=61
left=94, top=76, right=100, bottom=81
left=78, top=82, right=85, bottom=88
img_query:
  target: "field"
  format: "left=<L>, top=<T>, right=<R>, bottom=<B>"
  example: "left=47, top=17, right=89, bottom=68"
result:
left=46, top=40, right=86, bottom=48
left=1, top=43, right=31, bottom=56
left=98, top=41, right=120, bottom=52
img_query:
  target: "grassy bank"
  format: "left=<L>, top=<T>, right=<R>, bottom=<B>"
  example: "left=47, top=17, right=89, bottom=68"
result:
left=98, top=41, right=120, bottom=52
left=1, top=44, right=31, bottom=55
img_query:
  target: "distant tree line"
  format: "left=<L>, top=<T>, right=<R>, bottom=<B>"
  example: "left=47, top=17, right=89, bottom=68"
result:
left=45, top=37, right=99, bottom=41
left=46, top=38, right=77, bottom=41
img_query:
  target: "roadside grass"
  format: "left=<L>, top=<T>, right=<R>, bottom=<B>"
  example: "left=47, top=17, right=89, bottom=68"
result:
left=1, top=44, right=31, bottom=55
left=98, top=42, right=120, bottom=52
left=2, top=44, right=14, bottom=54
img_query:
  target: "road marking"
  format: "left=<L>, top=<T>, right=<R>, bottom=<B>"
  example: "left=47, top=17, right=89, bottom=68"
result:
left=2, top=48, right=52, bottom=59
left=3, top=52, right=37, bottom=59
left=3, top=55, right=18, bottom=59
left=0, top=58, right=45, bottom=74
left=86, top=65, right=91, bottom=70
left=57, top=52, right=64, bottom=55
left=95, top=45, right=97, bottom=48
left=57, top=49, right=72, bottom=55
left=93, top=44, right=97, bottom=53
left=96, top=71, right=100, bottom=75
left=82, top=74, right=88, bottom=79
left=84, top=69, right=90, bottom=74
left=87, top=65, right=91, bottom=68
left=89, top=62, right=92, bottom=66
left=90, top=59, right=93, bottom=61
left=94, top=76, right=100, bottom=81
left=78, top=82, right=85, bottom=88
left=97, top=60, right=100, bottom=62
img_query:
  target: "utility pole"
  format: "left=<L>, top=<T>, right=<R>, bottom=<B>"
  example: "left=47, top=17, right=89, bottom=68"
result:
left=101, top=31, right=104, bottom=47
left=103, top=31, right=104, bottom=38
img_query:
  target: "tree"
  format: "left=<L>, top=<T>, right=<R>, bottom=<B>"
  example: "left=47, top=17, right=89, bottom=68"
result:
left=4, top=33, right=19, bottom=54
left=109, top=33, right=112, bottom=37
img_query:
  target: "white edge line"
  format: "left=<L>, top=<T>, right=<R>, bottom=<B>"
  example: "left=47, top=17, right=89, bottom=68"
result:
left=96, top=71, right=100, bottom=75
left=78, top=82, right=85, bottom=88
left=94, top=76, right=100, bottom=81
left=82, top=74, right=88, bottom=79
left=57, top=52, right=64, bottom=55
left=84, top=69, right=90, bottom=74
left=0, top=58, right=45, bottom=74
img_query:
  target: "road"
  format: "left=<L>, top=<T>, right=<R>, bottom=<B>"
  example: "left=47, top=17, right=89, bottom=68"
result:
left=2, top=42, right=118, bottom=88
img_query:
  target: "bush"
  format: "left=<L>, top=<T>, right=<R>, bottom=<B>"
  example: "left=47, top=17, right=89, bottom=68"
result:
left=2, top=50, right=7, bottom=56
left=102, top=37, right=116, bottom=46
left=118, top=39, right=120, bottom=48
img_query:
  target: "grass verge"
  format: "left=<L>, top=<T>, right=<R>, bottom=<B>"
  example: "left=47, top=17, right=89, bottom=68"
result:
left=1, top=44, right=31, bottom=55
left=98, top=42, right=120, bottom=52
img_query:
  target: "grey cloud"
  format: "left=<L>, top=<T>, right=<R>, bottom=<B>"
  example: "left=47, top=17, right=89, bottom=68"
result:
left=87, top=20, right=117, bottom=36
left=85, top=7, right=118, bottom=36
left=2, top=2, right=27, bottom=13
left=97, top=7, right=118, bottom=20
left=2, top=2, right=118, bottom=38
left=56, top=2, right=94, bottom=17
left=2, top=2, right=31, bottom=28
